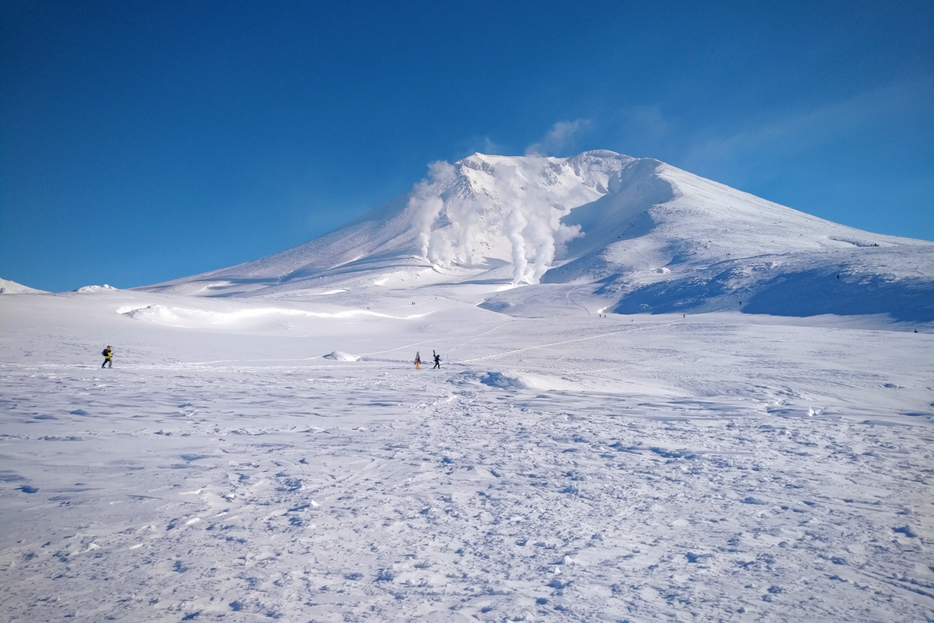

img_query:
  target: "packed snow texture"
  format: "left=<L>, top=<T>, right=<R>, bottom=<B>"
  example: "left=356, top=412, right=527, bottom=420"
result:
left=1, top=287, right=932, bottom=622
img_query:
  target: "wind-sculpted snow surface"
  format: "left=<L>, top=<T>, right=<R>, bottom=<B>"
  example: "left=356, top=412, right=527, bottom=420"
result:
left=1, top=291, right=933, bottom=622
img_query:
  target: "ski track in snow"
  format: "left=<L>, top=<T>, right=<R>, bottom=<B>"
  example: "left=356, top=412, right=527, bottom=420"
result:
left=1, top=309, right=934, bottom=622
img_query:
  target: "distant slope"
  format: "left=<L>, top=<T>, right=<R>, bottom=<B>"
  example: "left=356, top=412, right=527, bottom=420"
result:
left=0, top=278, right=48, bottom=294
left=535, top=160, right=934, bottom=321
left=138, top=151, right=934, bottom=321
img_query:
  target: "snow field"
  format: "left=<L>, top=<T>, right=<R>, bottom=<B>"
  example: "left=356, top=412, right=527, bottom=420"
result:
left=1, top=293, right=933, bottom=622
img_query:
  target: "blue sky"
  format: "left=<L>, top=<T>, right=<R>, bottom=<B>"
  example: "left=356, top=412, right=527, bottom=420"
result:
left=2, top=0, right=932, bottom=292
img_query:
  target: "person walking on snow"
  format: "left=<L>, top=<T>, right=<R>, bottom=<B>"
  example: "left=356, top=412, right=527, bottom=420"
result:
left=414, top=352, right=421, bottom=370
left=101, top=345, right=113, bottom=368
left=432, top=351, right=441, bottom=369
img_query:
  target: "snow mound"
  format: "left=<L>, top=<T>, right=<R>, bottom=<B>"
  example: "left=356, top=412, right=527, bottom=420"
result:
left=480, top=371, right=529, bottom=389
left=476, top=371, right=568, bottom=390
left=323, top=351, right=360, bottom=361
left=76, top=284, right=118, bottom=293
left=118, top=303, right=430, bottom=328
left=478, top=299, right=514, bottom=313
left=120, top=305, right=183, bottom=321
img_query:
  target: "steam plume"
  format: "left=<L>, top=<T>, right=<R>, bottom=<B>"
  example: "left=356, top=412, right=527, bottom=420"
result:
left=409, top=161, right=455, bottom=259
left=505, top=209, right=528, bottom=284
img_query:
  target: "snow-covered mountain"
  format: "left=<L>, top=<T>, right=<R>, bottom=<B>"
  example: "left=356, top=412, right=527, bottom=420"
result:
left=140, top=151, right=934, bottom=322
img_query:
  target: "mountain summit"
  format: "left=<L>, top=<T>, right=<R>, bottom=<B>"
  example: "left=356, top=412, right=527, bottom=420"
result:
left=141, top=150, right=934, bottom=321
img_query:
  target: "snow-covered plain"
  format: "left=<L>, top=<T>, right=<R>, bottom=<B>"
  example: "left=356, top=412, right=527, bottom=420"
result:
left=1, top=286, right=933, bottom=622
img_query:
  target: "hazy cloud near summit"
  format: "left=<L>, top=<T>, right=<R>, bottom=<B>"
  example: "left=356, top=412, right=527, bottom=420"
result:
left=526, top=119, right=589, bottom=156
left=676, top=75, right=934, bottom=187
